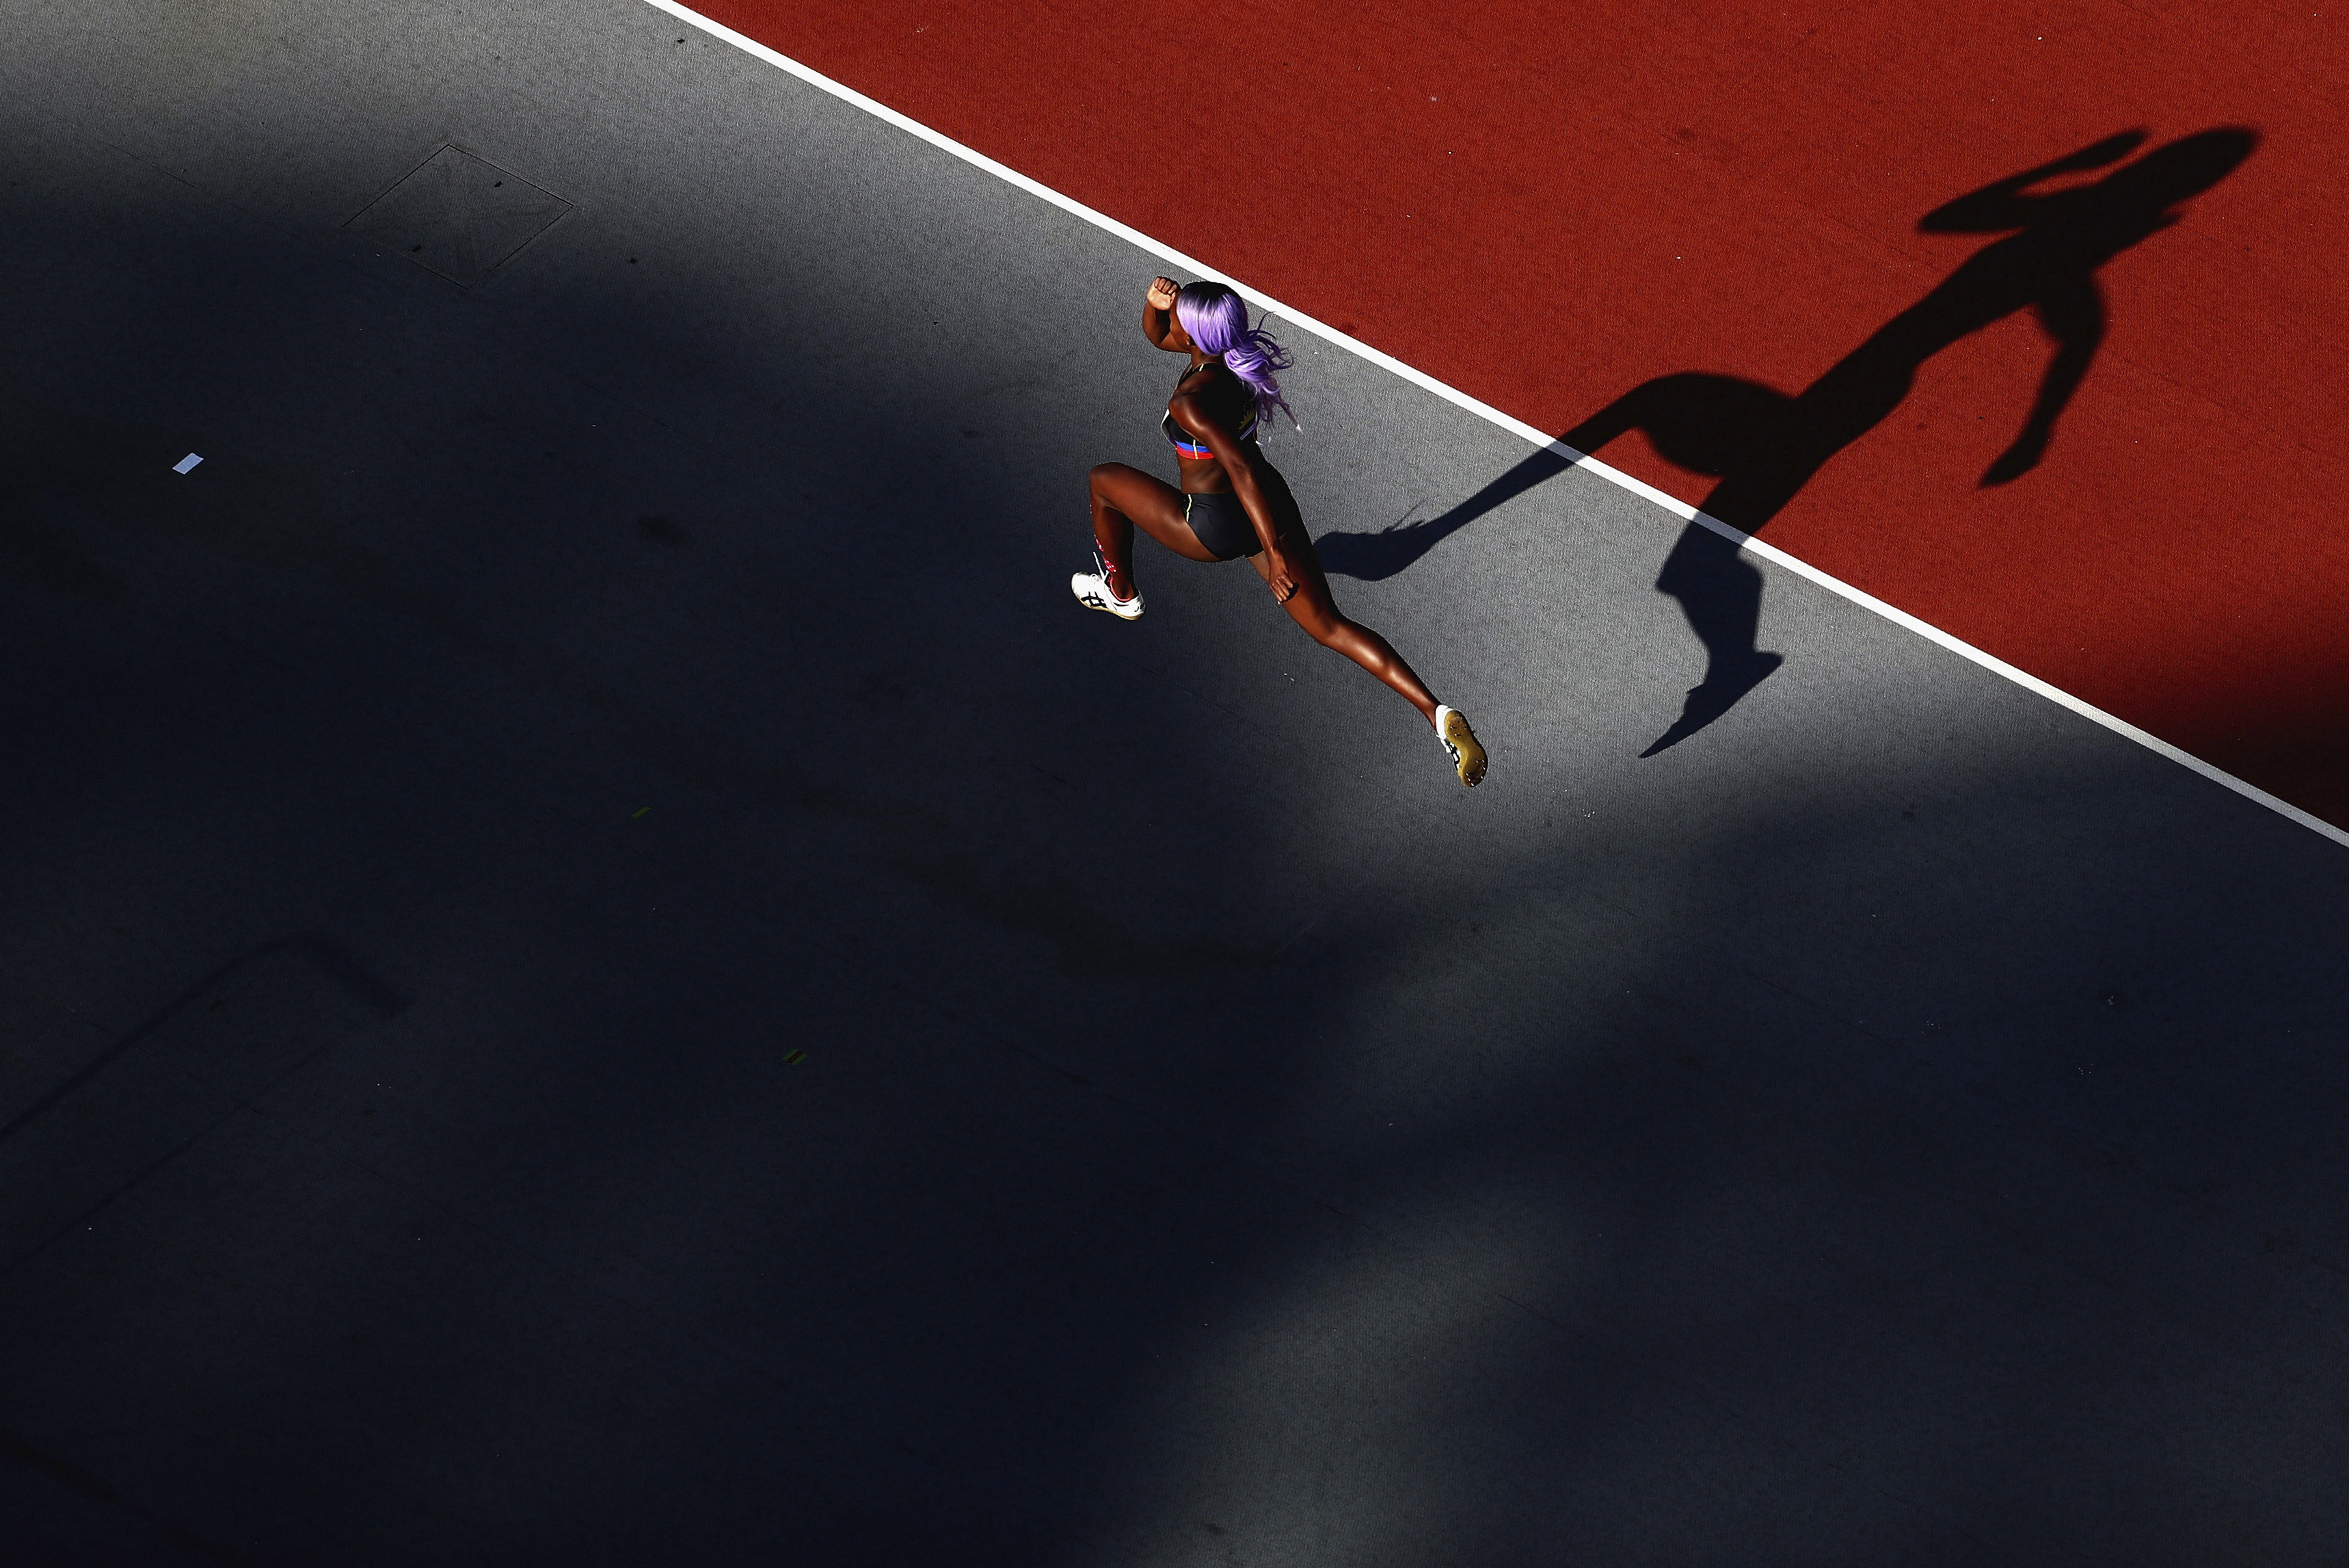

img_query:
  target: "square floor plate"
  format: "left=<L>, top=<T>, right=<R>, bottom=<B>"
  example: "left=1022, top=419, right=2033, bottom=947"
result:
left=347, top=145, right=571, bottom=288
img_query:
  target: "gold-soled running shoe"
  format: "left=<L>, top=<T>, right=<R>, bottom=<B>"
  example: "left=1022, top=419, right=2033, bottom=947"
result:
left=1435, top=705, right=1486, bottom=788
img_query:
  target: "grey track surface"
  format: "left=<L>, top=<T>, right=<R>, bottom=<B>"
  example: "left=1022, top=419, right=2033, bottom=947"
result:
left=2, top=4, right=2345, bottom=1564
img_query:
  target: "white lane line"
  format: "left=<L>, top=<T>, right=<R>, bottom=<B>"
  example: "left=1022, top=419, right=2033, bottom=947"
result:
left=643, top=0, right=2348, bottom=852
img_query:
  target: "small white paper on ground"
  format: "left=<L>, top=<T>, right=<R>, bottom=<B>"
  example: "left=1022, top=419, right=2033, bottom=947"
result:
left=173, top=453, right=203, bottom=474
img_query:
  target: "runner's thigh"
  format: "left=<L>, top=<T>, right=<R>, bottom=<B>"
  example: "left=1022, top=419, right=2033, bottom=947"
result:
left=1093, top=463, right=1219, bottom=563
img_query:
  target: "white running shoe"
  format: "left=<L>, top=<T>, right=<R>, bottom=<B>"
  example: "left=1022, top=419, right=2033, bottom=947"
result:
left=1071, top=550, right=1144, bottom=620
left=1435, top=705, right=1487, bottom=788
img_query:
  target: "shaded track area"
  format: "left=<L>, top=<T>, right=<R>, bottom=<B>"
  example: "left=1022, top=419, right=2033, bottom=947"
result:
left=2, top=2, right=2347, bottom=1562
left=701, top=0, right=2349, bottom=827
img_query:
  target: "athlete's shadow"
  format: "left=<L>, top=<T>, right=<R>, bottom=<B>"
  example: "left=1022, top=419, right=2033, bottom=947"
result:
left=1319, top=127, right=2258, bottom=754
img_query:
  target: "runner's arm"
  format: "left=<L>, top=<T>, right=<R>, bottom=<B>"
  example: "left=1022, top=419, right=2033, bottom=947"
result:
left=1142, top=276, right=1184, bottom=350
left=1174, top=395, right=1297, bottom=603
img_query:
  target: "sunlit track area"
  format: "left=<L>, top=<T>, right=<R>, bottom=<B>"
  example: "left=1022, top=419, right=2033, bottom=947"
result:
left=702, top=0, right=2349, bottom=831
left=2, top=2, right=2346, bottom=1563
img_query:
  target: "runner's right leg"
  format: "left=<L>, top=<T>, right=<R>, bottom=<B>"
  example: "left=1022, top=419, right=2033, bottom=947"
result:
left=1250, top=515, right=1486, bottom=785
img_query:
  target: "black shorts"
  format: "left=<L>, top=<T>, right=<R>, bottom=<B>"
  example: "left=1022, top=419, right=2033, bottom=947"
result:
left=1183, top=489, right=1260, bottom=561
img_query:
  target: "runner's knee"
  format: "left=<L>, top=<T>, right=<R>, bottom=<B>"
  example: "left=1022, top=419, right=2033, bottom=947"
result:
left=1300, top=608, right=1349, bottom=647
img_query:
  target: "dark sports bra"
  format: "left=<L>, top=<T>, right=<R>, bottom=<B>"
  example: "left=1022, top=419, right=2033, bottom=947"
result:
left=1163, top=360, right=1258, bottom=459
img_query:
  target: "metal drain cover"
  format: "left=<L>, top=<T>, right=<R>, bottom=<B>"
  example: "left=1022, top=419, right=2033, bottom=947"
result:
left=348, top=145, right=571, bottom=287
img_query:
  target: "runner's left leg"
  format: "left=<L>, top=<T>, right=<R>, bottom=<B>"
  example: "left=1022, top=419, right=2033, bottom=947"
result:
left=1089, top=463, right=1219, bottom=600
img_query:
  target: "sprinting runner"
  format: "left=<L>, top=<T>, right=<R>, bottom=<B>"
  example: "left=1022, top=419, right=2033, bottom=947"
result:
left=1073, top=277, right=1487, bottom=787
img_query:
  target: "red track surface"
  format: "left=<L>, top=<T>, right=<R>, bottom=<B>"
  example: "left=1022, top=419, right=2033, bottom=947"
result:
left=698, top=0, right=2349, bottom=828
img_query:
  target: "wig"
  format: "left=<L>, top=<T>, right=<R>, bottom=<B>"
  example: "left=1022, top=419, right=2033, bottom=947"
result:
left=1175, top=281, right=1297, bottom=433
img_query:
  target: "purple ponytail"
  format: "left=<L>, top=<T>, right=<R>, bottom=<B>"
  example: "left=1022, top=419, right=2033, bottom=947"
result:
left=1175, top=281, right=1298, bottom=433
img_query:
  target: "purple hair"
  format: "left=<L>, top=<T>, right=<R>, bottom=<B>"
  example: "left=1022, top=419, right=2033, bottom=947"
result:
left=1175, top=281, right=1297, bottom=433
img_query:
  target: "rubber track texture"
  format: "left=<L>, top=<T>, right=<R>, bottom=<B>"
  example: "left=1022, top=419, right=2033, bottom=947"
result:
left=684, top=0, right=2349, bottom=830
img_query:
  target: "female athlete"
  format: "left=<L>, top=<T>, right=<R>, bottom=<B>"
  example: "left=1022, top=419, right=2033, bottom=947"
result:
left=1072, top=277, right=1487, bottom=787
